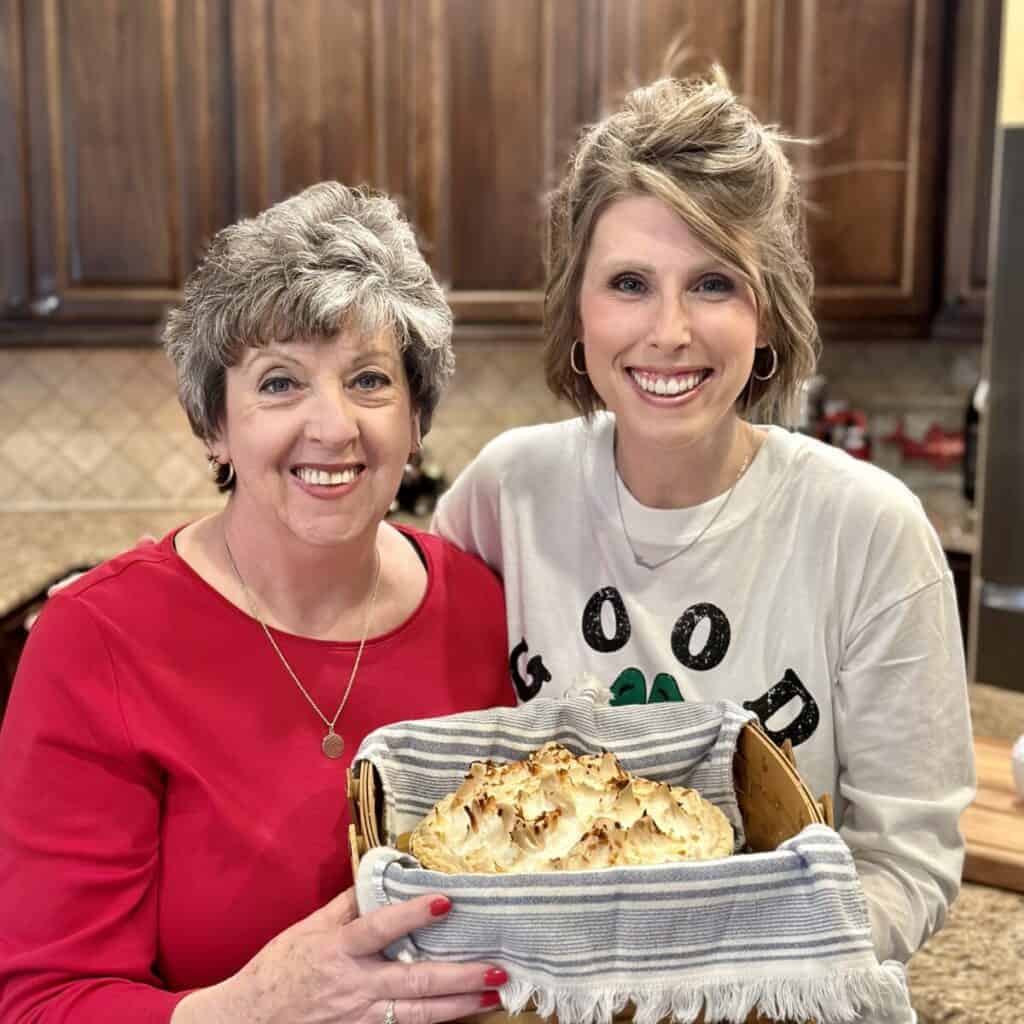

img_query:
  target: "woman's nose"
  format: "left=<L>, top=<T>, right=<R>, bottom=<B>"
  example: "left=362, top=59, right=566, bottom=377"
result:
left=652, top=294, right=692, bottom=348
left=304, top=387, right=359, bottom=445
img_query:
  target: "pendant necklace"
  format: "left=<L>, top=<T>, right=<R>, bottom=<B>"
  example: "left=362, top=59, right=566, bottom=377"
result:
left=224, top=530, right=381, bottom=759
left=614, top=443, right=754, bottom=572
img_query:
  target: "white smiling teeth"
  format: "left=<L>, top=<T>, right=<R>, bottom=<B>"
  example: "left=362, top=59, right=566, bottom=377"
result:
left=632, top=370, right=704, bottom=396
left=295, top=467, right=358, bottom=486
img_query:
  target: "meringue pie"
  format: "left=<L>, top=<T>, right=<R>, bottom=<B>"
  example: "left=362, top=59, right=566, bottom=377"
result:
left=409, top=742, right=734, bottom=873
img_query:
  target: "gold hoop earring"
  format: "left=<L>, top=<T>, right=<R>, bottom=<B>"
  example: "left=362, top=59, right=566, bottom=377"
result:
left=752, top=344, right=778, bottom=382
left=208, top=455, right=235, bottom=487
left=570, top=339, right=587, bottom=377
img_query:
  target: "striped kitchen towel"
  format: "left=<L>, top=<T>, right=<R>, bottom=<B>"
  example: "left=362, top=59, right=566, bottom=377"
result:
left=353, top=696, right=753, bottom=849
left=352, top=698, right=914, bottom=1024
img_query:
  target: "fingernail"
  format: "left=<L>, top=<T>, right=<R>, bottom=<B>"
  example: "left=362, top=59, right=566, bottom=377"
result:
left=484, top=968, right=508, bottom=986
left=429, top=896, right=452, bottom=917
left=480, top=991, right=501, bottom=1008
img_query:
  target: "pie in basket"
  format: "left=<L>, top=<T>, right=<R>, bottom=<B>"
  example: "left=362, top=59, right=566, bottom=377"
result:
left=409, top=741, right=734, bottom=873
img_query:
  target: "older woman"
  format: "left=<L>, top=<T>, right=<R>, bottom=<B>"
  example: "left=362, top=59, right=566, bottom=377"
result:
left=0, top=183, right=514, bottom=1023
left=434, top=70, right=974, bottom=986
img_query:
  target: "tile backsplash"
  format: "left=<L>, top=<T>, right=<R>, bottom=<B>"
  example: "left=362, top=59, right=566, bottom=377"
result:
left=0, top=337, right=978, bottom=511
left=0, top=340, right=572, bottom=511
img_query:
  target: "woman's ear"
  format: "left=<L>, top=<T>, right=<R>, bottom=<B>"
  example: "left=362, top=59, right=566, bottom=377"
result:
left=410, top=413, right=422, bottom=455
left=207, top=430, right=229, bottom=466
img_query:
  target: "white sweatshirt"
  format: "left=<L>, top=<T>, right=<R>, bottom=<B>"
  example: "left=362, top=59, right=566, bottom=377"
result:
left=434, top=414, right=975, bottom=966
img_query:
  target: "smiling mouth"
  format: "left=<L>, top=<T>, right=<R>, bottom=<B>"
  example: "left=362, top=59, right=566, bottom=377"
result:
left=292, top=466, right=363, bottom=487
left=628, top=368, right=712, bottom=397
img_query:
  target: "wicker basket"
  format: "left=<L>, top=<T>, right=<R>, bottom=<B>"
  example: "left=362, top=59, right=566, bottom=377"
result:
left=347, top=721, right=834, bottom=1024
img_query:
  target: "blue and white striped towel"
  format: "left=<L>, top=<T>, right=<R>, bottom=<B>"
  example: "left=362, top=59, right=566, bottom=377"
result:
left=353, top=698, right=913, bottom=1024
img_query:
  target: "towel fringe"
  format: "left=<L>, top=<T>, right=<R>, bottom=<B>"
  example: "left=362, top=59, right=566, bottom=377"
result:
left=500, top=964, right=909, bottom=1024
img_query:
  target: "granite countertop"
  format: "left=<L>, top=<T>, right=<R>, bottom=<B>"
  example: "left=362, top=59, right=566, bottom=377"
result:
left=0, top=490, right=976, bottom=620
left=0, top=506, right=428, bottom=618
left=0, top=508, right=1015, bottom=1021
left=907, top=681, right=1024, bottom=1024
left=0, top=507, right=217, bottom=617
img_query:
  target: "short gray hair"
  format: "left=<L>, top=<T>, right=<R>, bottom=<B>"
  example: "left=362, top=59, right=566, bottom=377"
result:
left=164, top=181, right=454, bottom=449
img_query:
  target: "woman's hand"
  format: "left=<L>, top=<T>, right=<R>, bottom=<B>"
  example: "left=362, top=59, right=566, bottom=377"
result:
left=171, top=888, right=504, bottom=1024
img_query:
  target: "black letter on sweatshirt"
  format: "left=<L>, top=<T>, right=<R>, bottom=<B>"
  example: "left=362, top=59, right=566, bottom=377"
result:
left=581, top=587, right=631, bottom=653
left=670, top=603, right=730, bottom=671
left=509, top=638, right=550, bottom=702
left=743, top=669, right=820, bottom=747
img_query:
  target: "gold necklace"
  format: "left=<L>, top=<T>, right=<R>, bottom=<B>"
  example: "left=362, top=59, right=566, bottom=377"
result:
left=614, top=444, right=754, bottom=571
left=224, top=530, right=381, bottom=759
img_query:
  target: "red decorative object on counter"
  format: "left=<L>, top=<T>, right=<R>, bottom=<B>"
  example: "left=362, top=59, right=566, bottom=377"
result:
left=819, top=406, right=873, bottom=461
left=882, top=420, right=965, bottom=470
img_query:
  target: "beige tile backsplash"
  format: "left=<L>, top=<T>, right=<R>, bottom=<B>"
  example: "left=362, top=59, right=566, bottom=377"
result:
left=0, top=338, right=978, bottom=511
left=0, top=341, right=572, bottom=510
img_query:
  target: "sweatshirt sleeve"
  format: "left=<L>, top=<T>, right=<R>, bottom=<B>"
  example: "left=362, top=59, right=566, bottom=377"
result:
left=431, top=435, right=509, bottom=573
left=0, top=593, right=191, bottom=1023
left=834, top=567, right=975, bottom=964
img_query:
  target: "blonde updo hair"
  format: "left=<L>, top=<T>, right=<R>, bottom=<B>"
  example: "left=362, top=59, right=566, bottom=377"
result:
left=544, top=69, right=819, bottom=424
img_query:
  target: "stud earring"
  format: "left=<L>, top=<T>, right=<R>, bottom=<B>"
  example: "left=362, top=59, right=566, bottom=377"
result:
left=570, top=339, right=587, bottom=377
left=752, top=344, right=778, bottom=382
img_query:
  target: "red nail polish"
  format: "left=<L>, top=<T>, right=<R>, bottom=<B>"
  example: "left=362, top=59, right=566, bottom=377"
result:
left=484, top=968, right=508, bottom=986
left=429, top=896, right=452, bottom=917
left=480, top=991, right=501, bottom=1008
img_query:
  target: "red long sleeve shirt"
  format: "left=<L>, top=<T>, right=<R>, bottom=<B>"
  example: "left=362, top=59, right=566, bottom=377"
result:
left=0, top=526, right=516, bottom=1022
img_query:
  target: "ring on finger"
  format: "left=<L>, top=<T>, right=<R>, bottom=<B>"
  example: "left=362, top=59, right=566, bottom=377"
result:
left=383, top=999, right=398, bottom=1024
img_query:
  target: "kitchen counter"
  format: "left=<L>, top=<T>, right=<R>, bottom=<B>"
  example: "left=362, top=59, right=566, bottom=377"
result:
left=0, top=510, right=1015, bottom=1021
left=0, top=507, right=218, bottom=617
left=0, top=492, right=976, bottom=620
left=907, top=681, right=1024, bottom=1024
left=0, top=506, right=429, bottom=618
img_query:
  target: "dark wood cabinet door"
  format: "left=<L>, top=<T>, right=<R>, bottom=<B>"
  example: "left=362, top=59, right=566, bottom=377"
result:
left=937, top=0, right=1002, bottom=340
left=227, top=0, right=599, bottom=325
left=227, top=0, right=455, bottom=307
left=0, top=0, right=30, bottom=321
left=763, top=0, right=945, bottom=335
left=437, top=0, right=598, bottom=322
left=1, top=0, right=233, bottom=341
left=441, top=0, right=764, bottom=322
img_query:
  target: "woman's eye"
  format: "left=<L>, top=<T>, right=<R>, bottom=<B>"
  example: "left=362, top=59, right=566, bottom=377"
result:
left=695, top=274, right=734, bottom=295
left=611, top=274, right=647, bottom=295
left=352, top=371, right=390, bottom=391
left=258, top=376, right=294, bottom=395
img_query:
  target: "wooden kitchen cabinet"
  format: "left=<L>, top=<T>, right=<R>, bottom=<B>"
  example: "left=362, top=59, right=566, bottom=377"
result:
left=935, top=0, right=1003, bottom=341
left=232, top=0, right=944, bottom=327
left=767, top=0, right=945, bottom=335
left=0, top=0, right=234, bottom=343
left=0, top=0, right=981, bottom=342
left=0, top=0, right=234, bottom=344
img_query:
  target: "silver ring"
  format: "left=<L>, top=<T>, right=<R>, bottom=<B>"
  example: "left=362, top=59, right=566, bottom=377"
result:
left=382, top=1000, right=398, bottom=1024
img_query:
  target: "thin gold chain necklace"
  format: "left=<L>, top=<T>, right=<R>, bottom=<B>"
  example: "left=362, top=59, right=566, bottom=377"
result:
left=614, top=443, right=754, bottom=571
left=224, top=530, right=381, bottom=760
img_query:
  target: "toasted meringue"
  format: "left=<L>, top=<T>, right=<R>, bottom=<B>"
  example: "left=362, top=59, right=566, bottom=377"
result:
left=409, top=742, right=733, bottom=873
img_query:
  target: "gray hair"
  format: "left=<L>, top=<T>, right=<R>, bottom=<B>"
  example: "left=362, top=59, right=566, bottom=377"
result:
left=164, top=181, right=454, bottom=454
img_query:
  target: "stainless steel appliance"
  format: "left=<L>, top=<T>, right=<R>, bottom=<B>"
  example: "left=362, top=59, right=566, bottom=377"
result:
left=969, top=2, right=1024, bottom=692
